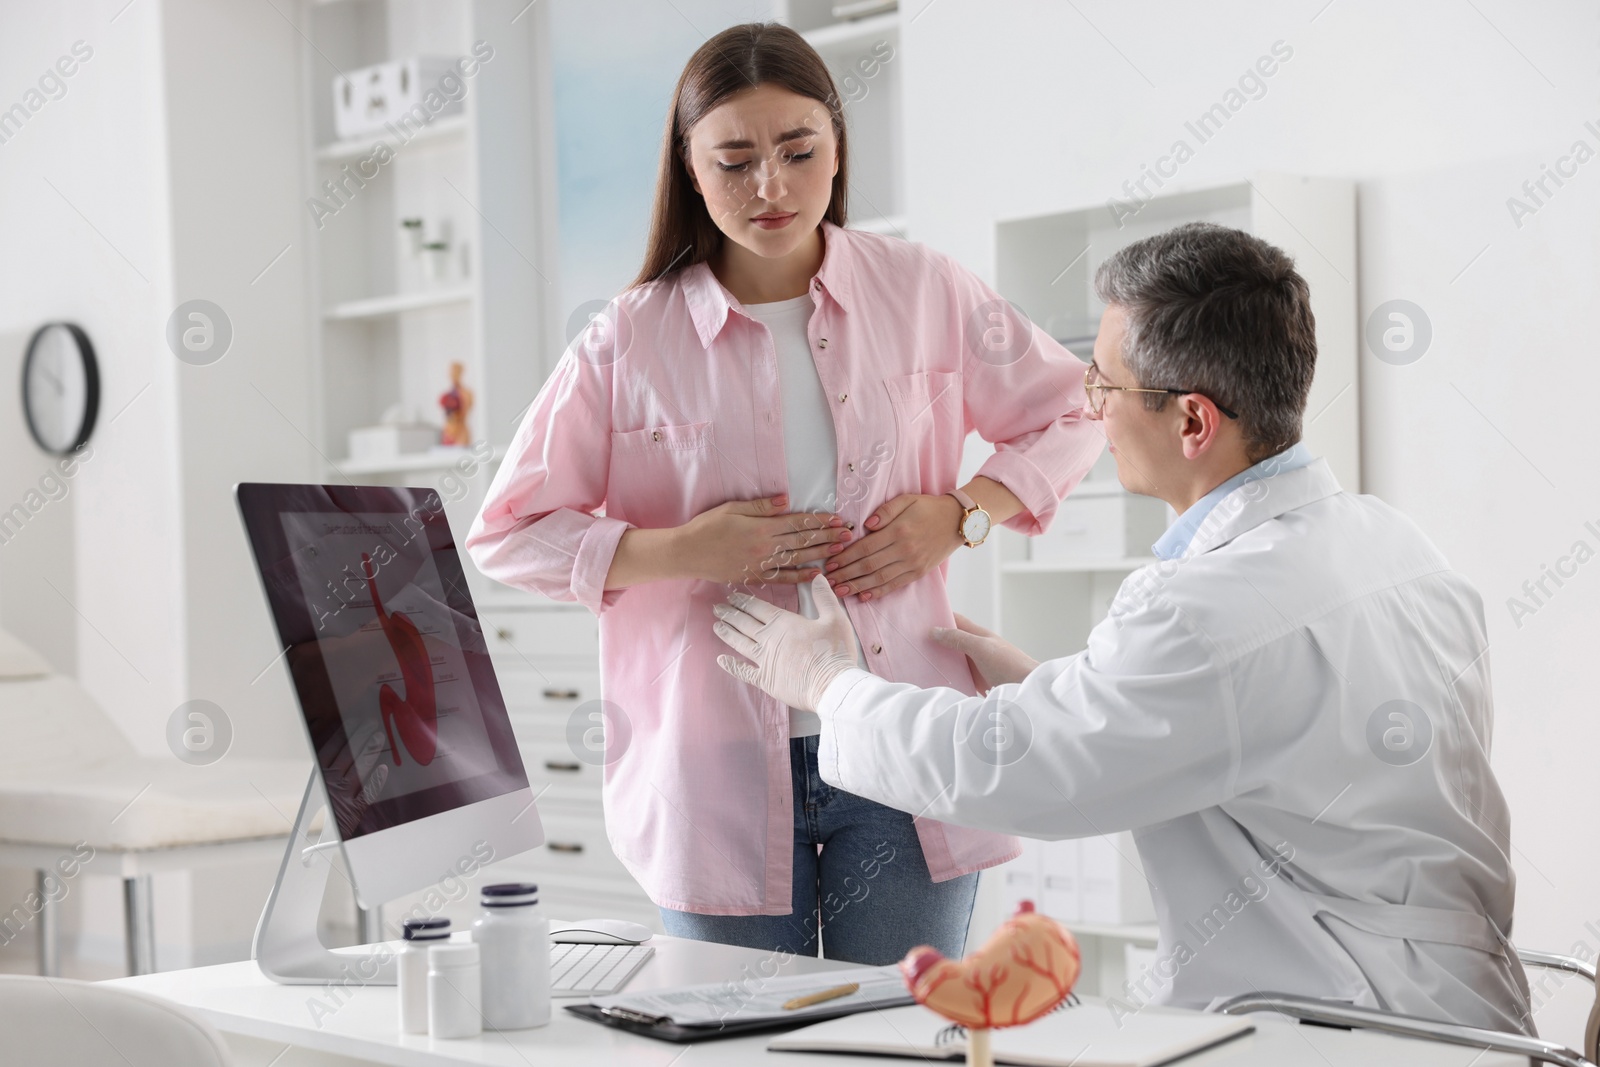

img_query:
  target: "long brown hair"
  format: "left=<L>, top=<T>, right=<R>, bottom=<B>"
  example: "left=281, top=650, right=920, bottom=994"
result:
left=630, top=23, right=849, bottom=289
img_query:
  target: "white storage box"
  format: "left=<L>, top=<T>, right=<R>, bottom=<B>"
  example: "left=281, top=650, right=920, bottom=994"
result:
left=347, top=424, right=437, bottom=463
left=998, top=838, right=1042, bottom=917
left=1078, top=833, right=1156, bottom=925
left=1031, top=489, right=1170, bottom=564
left=1036, top=838, right=1081, bottom=921
left=996, top=832, right=1153, bottom=926
left=333, top=56, right=464, bottom=140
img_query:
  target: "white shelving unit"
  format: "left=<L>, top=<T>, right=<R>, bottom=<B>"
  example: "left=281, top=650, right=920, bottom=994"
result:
left=964, top=174, right=1360, bottom=994
left=995, top=833, right=1160, bottom=999
left=296, top=0, right=658, bottom=933
left=330, top=444, right=506, bottom=478
left=995, top=174, right=1361, bottom=492
left=314, top=112, right=468, bottom=162
left=297, top=0, right=559, bottom=517
left=990, top=172, right=1359, bottom=663
left=323, top=285, right=474, bottom=321
left=784, top=2, right=907, bottom=236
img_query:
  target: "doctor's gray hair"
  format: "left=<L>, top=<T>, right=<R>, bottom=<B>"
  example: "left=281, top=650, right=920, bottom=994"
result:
left=1093, top=223, right=1316, bottom=461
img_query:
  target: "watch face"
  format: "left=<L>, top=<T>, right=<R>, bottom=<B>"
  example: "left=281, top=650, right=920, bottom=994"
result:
left=963, top=509, right=991, bottom=543
left=25, top=324, right=92, bottom=454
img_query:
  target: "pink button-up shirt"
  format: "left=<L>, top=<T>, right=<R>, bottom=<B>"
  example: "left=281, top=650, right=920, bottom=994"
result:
left=467, top=221, right=1102, bottom=914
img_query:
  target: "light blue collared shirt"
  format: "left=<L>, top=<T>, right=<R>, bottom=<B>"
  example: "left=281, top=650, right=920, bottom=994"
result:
left=1151, top=442, right=1315, bottom=561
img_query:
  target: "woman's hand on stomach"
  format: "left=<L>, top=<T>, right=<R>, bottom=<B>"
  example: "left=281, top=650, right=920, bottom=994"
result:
left=823, top=493, right=965, bottom=602
left=677, top=494, right=855, bottom=586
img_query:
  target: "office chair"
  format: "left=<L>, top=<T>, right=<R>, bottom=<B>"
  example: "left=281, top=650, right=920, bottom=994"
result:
left=1216, top=948, right=1600, bottom=1067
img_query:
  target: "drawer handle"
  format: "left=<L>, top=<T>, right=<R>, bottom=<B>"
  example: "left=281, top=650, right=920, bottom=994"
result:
left=542, top=688, right=581, bottom=700
left=544, top=760, right=582, bottom=773
left=547, top=841, right=584, bottom=854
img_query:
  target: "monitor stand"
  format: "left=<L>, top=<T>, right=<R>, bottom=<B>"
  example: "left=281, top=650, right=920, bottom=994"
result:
left=254, top=771, right=398, bottom=986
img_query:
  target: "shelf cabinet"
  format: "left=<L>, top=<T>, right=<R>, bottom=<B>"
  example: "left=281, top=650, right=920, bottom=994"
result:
left=784, top=3, right=906, bottom=235
left=298, top=0, right=557, bottom=562
left=297, top=0, right=653, bottom=933
left=964, top=174, right=1359, bottom=994
left=481, top=601, right=659, bottom=923
left=995, top=174, right=1359, bottom=490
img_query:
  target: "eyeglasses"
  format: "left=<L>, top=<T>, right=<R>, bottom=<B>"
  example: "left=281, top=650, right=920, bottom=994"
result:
left=1083, top=361, right=1240, bottom=420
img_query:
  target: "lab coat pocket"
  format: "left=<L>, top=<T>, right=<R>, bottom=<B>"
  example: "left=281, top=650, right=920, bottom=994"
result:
left=884, top=370, right=962, bottom=493
left=607, top=420, right=720, bottom=527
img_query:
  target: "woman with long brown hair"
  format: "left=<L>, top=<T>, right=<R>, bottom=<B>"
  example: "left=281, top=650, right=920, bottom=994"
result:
left=468, top=22, right=1100, bottom=963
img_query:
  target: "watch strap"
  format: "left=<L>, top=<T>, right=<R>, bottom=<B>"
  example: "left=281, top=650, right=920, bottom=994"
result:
left=948, top=489, right=983, bottom=548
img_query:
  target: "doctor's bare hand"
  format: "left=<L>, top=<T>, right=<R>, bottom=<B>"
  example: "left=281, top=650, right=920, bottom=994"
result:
left=713, top=574, right=859, bottom=712
left=930, top=612, right=1039, bottom=693
left=824, top=493, right=965, bottom=601
left=678, top=495, right=853, bottom=586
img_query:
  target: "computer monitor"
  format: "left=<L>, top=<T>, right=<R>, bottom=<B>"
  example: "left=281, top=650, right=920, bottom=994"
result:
left=237, top=482, right=543, bottom=909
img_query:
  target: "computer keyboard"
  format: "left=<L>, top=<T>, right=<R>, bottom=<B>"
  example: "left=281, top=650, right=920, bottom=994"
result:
left=550, top=942, right=655, bottom=996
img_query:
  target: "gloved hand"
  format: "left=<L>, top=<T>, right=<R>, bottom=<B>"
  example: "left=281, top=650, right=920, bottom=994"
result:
left=930, top=612, right=1038, bottom=693
left=713, top=574, right=859, bottom=713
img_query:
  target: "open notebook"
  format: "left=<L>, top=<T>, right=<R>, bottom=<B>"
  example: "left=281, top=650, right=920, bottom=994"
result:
left=768, top=999, right=1254, bottom=1067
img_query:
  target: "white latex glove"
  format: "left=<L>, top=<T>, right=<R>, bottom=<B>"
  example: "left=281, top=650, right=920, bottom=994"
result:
left=929, top=612, right=1039, bottom=693
left=713, top=573, right=858, bottom=713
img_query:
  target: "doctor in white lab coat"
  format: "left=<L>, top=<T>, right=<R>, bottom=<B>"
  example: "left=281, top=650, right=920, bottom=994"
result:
left=710, top=222, right=1533, bottom=1035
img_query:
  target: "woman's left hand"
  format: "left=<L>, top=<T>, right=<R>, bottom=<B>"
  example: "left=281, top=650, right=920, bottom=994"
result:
left=824, top=493, right=965, bottom=601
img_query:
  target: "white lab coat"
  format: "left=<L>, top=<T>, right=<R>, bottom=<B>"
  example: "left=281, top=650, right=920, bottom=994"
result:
left=815, top=459, right=1533, bottom=1035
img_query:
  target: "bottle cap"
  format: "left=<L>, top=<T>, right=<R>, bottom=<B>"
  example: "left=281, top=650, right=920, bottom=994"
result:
left=428, top=942, right=479, bottom=968
left=401, top=916, right=451, bottom=941
left=481, top=882, right=539, bottom=908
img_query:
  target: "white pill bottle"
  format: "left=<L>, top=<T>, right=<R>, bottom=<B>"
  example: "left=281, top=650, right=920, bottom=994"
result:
left=472, top=881, right=551, bottom=1030
left=398, top=916, right=451, bottom=1034
left=427, top=941, right=483, bottom=1039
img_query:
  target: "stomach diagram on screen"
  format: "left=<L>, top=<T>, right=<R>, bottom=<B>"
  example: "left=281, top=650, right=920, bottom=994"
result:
left=362, top=552, right=438, bottom=767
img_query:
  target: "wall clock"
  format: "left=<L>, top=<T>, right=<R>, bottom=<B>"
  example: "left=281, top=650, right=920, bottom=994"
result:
left=22, top=322, right=99, bottom=455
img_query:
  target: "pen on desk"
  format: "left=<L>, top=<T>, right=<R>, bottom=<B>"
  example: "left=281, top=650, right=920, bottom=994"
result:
left=782, top=982, right=860, bottom=1011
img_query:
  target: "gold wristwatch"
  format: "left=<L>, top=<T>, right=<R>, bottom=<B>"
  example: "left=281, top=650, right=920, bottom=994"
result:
left=947, top=489, right=992, bottom=548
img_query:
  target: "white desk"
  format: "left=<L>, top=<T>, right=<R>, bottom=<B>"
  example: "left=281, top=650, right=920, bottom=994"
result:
left=108, top=933, right=1523, bottom=1067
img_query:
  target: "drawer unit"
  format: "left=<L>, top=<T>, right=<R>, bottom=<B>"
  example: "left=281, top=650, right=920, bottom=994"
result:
left=495, top=667, right=603, bottom=717
left=477, top=604, right=600, bottom=662
left=470, top=599, right=649, bottom=929
left=517, top=733, right=605, bottom=808
left=515, top=809, right=633, bottom=885
left=1030, top=490, right=1170, bottom=564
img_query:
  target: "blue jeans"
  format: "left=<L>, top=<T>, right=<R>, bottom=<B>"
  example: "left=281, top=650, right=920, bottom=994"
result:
left=659, top=734, right=979, bottom=965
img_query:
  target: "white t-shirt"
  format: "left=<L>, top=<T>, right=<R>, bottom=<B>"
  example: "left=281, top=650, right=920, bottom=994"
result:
left=742, top=293, right=868, bottom=737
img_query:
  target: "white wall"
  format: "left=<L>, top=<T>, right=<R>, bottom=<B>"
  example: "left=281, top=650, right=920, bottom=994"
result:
left=0, top=0, right=188, bottom=975
left=0, top=0, right=184, bottom=738
left=0, top=0, right=313, bottom=973
left=0, top=0, right=312, bottom=760
left=162, top=0, right=316, bottom=763
left=906, top=0, right=1600, bottom=1039
left=0, top=332, right=79, bottom=675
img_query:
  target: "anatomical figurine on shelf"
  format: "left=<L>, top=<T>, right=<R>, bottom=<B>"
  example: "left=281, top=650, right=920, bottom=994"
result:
left=438, top=361, right=474, bottom=446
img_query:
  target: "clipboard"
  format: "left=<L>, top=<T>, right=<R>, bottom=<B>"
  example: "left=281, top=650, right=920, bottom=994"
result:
left=564, top=994, right=915, bottom=1044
